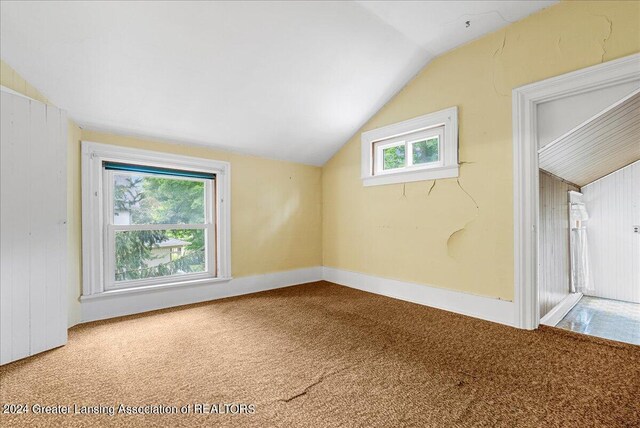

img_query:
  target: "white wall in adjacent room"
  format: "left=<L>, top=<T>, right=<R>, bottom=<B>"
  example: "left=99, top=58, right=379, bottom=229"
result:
left=582, top=161, right=640, bottom=303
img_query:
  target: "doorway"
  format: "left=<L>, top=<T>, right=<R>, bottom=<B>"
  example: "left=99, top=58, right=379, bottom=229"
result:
left=512, top=53, right=640, bottom=332
left=537, top=88, right=639, bottom=343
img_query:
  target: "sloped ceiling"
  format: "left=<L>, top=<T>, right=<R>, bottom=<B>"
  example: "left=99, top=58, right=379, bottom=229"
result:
left=539, top=90, right=640, bottom=187
left=0, top=1, right=555, bottom=165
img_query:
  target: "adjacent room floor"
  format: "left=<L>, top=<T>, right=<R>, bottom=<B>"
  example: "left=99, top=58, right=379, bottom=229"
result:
left=556, top=296, right=640, bottom=346
left=1, top=282, right=638, bottom=427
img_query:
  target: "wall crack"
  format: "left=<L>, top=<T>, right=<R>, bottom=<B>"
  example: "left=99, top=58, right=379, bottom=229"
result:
left=556, top=34, right=563, bottom=54
left=594, top=15, right=612, bottom=63
left=446, top=179, right=480, bottom=257
left=456, top=178, right=479, bottom=211
left=492, top=32, right=509, bottom=97
left=427, top=180, right=437, bottom=196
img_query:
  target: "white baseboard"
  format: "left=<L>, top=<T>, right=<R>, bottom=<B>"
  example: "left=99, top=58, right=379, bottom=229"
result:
left=80, top=266, right=322, bottom=323
left=323, top=267, right=515, bottom=327
left=540, top=292, right=582, bottom=327
left=80, top=265, right=518, bottom=327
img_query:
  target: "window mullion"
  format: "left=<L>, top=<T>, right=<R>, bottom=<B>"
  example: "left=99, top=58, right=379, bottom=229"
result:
left=111, top=223, right=207, bottom=232
left=405, top=141, right=411, bottom=167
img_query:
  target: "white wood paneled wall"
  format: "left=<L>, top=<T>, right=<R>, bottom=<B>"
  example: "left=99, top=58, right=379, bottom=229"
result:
left=538, top=171, right=580, bottom=318
left=582, top=161, right=640, bottom=303
left=0, top=90, right=68, bottom=365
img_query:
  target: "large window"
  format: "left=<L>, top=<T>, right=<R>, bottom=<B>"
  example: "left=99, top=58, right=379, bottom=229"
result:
left=361, top=106, right=458, bottom=186
left=105, top=163, right=214, bottom=289
left=82, top=143, right=231, bottom=297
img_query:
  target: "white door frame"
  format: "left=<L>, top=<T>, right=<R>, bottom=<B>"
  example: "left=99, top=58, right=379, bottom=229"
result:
left=512, top=53, right=640, bottom=330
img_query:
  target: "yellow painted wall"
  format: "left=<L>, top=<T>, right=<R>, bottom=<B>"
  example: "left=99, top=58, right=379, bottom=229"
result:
left=1, top=61, right=51, bottom=105
left=322, top=0, right=640, bottom=301
left=2, top=0, right=639, bottom=322
left=2, top=61, right=323, bottom=327
left=80, top=130, right=323, bottom=279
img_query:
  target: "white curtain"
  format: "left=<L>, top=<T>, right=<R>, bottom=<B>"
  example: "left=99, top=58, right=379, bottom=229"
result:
left=569, top=200, right=590, bottom=293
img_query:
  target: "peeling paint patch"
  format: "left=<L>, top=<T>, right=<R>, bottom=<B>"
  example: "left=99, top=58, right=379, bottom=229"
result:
left=446, top=228, right=467, bottom=257
left=446, top=179, right=480, bottom=258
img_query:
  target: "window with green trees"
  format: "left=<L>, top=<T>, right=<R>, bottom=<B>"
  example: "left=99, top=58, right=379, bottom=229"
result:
left=383, top=144, right=405, bottom=170
left=107, top=168, right=214, bottom=287
left=411, top=137, right=439, bottom=165
left=374, top=129, right=442, bottom=176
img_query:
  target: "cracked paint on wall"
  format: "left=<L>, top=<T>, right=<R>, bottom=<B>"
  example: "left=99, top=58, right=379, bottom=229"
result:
left=595, top=14, right=613, bottom=63
left=492, top=31, right=509, bottom=97
left=427, top=180, right=437, bottom=197
left=322, top=1, right=639, bottom=302
left=446, top=179, right=481, bottom=259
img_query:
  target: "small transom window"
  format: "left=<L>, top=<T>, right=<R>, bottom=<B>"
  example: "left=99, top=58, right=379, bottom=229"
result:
left=361, top=107, right=458, bottom=186
left=373, top=126, right=444, bottom=175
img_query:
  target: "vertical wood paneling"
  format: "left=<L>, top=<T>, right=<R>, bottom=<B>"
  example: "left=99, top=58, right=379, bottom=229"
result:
left=0, top=92, right=13, bottom=364
left=48, top=105, right=68, bottom=349
left=28, top=100, right=48, bottom=355
left=0, top=90, right=67, bottom=365
left=8, top=94, right=31, bottom=362
left=539, top=171, right=579, bottom=318
left=582, top=162, right=640, bottom=303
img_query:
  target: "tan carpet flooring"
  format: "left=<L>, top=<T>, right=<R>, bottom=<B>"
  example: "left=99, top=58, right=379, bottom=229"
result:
left=1, top=281, right=639, bottom=427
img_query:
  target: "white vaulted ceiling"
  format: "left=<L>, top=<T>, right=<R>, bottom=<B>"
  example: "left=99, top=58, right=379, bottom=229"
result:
left=0, top=1, right=555, bottom=165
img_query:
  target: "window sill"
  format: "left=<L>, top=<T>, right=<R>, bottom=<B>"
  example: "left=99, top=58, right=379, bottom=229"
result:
left=362, top=164, right=459, bottom=187
left=80, top=276, right=233, bottom=301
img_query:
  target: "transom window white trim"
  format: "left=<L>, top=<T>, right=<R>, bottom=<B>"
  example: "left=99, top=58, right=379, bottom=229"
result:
left=361, top=106, right=459, bottom=186
left=81, top=141, right=231, bottom=298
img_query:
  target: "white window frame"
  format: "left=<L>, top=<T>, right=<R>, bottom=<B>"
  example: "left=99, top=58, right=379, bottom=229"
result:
left=103, top=169, right=214, bottom=291
left=361, top=106, right=458, bottom=186
left=81, top=141, right=231, bottom=297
